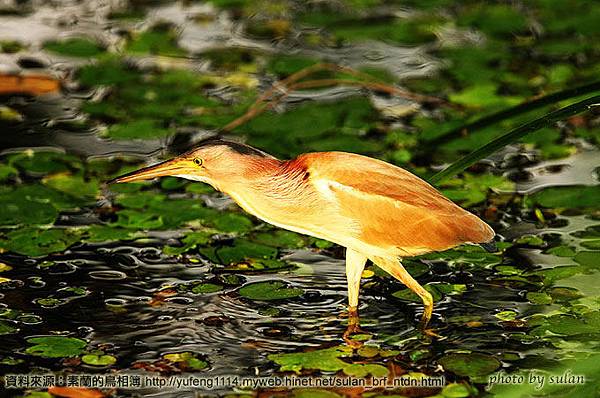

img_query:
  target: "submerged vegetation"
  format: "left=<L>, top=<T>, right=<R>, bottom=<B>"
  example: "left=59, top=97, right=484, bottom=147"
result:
left=0, top=0, right=599, bottom=397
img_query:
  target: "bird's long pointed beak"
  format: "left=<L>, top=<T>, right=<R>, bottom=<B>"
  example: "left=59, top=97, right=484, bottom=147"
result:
left=107, top=158, right=189, bottom=184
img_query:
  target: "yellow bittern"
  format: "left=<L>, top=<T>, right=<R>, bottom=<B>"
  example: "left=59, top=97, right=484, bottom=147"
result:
left=110, top=139, right=494, bottom=339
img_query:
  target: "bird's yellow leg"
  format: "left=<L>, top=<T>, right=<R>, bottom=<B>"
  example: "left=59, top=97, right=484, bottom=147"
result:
left=346, top=249, right=367, bottom=310
left=343, top=249, right=367, bottom=347
left=370, top=256, right=433, bottom=327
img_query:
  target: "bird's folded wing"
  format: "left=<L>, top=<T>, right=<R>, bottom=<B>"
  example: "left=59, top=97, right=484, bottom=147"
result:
left=307, top=152, right=494, bottom=255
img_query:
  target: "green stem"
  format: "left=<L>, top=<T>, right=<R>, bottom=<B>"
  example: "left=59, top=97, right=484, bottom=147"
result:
left=426, top=81, right=600, bottom=147
left=429, top=94, right=600, bottom=185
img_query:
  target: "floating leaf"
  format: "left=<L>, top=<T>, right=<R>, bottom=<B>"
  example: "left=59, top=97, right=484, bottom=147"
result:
left=81, top=354, right=117, bottom=366
left=494, top=310, right=517, bottom=321
left=527, top=292, right=553, bottom=305
left=42, top=173, right=99, bottom=201
left=269, top=345, right=353, bottom=373
left=191, top=283, right=223, bottom=294
left=85, top=225, right=138, bottom=242
left=252, top=230, right=308, bottom=248
left=163, top=351, right=208, bottom=370
left=7, top=151, right=78, bottom=175
left=438, top=352, right=501, bottom=377
left=25, top=336, right=87, bottom=358
left=212, top=213, right=254, bottom=233
left=44, top=38, right=105, bottom=57
left=47, top=387, right=104, bottom=398
left=106, top=119, right=174, bottom=140
left=1, top=228, right=84, bottom=256
left=223, top=258, right=291, bottom=273
left=126, top=24, right=186, bottom=57
left=164, top=230, right=214, bottom=255
left=0, top=188, right=58, bottom=226
left=0, top=320, right=18, bottom=335
left=528, top=186, right=600, bottom=210
left=392, top=282, right=466, bottom=303
left=239, top=281, right=304, bottom=301
left=441, top=173, right=514, bottom=206
left=292, top=390, right=342, bottom=398
left=206, top=239, right=279, bottom=265
left=574, top=251, right=600, bottom=270
left=342, top=363, right=388, bottom=377
left=441, top=382, right=473, bottom=398
left=0, top=164, right=17, bottom=181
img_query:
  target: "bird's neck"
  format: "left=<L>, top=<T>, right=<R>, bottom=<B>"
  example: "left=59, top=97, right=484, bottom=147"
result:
left=223, top=155, right=314, bottom=222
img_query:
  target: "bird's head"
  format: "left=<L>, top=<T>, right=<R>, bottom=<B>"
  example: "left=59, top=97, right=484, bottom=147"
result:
left=108, top=139, right=275, bottom=191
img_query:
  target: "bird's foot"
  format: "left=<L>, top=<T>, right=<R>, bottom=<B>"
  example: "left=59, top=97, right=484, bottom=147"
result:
left=342, top=306, right=368, bottom=348
left=343, top=323, right=368, bottom=348
left=422, top=328, right=445, bottom=339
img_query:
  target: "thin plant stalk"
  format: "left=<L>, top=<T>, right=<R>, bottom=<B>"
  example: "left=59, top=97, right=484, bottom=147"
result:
left=426, top=81, right=600, bottom=147
left=429, top=94, right=600, bottom=185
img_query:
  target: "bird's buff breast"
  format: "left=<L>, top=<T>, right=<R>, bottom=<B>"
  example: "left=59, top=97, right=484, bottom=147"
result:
left=225, top=185, right=359, bottom=248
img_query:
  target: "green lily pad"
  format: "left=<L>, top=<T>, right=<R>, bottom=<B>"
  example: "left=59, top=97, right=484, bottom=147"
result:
left=1, top=227, right=84, bottom=256
left=392, top=282, right=466, bottom=302
left=202, top=239, right=279, bottom=264
left=0, top=356, right=24, bottom=365
left=81, top=353, right=117, bottom=366
left=267, top=55, right=320, bottom=77
left=516, top=235, right=545, bottom=247
left=106, top=119, right=174, bottom=140
left=163, top=351, right=208, bottom=370
left=191, top=283, right=223, bottom=294
left=251, top=230, right=307, bottom=248
left=574, top=251, right=600, bottom=270
left=0, top=164, right=17, bottom=181
left=531, top=313, right=600, bottom=336
left=239, top=281, right=304, bottom=301
left=342, top=363, right=388, bottom=377
left=222, top=258, right=291, bottom=273
left=441, top=382, right=473, bottom=398
left=44, top=37, right=105, bottom=57
left=438, top=352, right=501, bottom=377
left=77, top=56, right=139, bottom=87
left=35, top=298, right=64, bottom=308
left=529, top=265, right=585, bottom=284
left=85, top=225, right=138, bottom=242
left=42, top=173, right=99, bottom=201
left=237, top=97, right=380, bottom=158
left=441, top=173, right=514, bottom=206
left=6, top=151, right=79, bottom=175
left=0, top=188, right=59, bottom=226
left=0, top=40, right=24, bottom=53
left=546, top=245, right=577, bottom=257
left=25, top=336, right=87, bottom=358
left=292, top=390, right=343, bottom=398
left=269, top=345, right=353, bottom=373
left=164, top=230, right=214, bottom=255
left=0, top=320, right=18, bottom=335
left=495, top=310, right=517, bottom=321
left=449, top=83, right=522, bottom=109
left=126, top=24, right=186, bottom=57
left=581, top=240, right=600, bottom=250
left=160, top=177, right=188, bottom=190
left=528, top=186, right=600, bottom=210
left=527, top=291, right=553, bottom=305
left=457, top=3, right=528, bottom=37
left=212, top=213, right=254, bottom=233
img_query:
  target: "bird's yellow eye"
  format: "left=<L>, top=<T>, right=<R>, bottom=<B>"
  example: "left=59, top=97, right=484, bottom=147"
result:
left=193, top=158, right=203, bottom=166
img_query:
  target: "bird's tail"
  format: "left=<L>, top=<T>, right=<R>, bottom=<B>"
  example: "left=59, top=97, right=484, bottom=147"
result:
left=480, top=238, right=498, bottom=253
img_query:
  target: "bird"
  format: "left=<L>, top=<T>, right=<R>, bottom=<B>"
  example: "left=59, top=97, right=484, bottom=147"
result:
left=109, top=139, right=495, bottom=342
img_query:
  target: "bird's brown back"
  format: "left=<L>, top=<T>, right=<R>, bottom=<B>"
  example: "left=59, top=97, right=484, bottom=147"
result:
left=300, top=152, right=494, bottom=256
